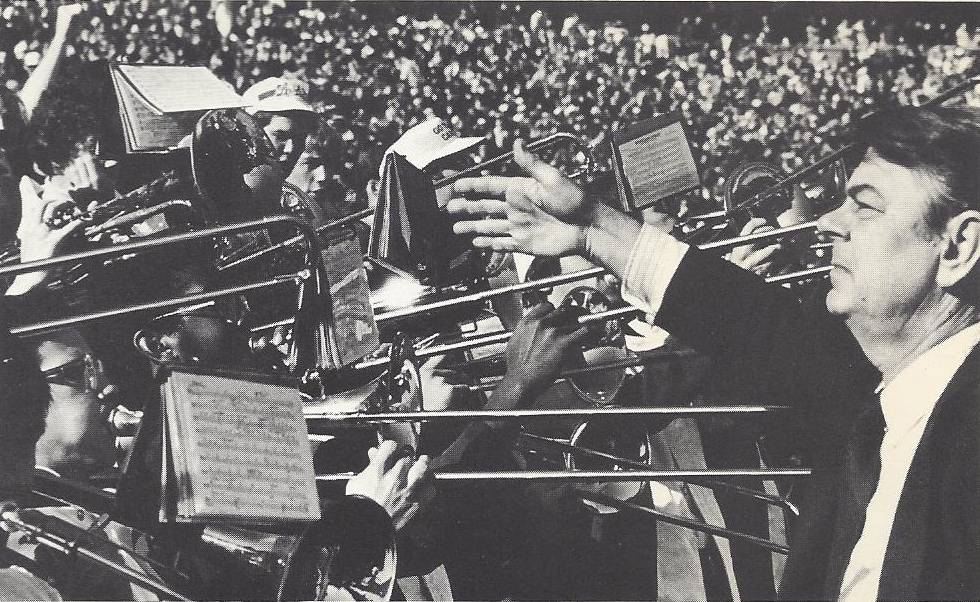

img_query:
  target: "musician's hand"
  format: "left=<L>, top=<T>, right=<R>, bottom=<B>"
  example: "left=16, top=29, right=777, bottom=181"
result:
left=492, top=301, right=590, bottom=409
left=727, top=217, right=780, bottom=276
left=17, top=176, right=84, bottom=261
left=418, top=355, right=468, bottom=412
left=447, top=140, right=593, bottom=257
left=61, top=151, right=114, bottom=206
left=346, top=440, right=435, bottom=531
left=7, top=177, right=84, bottom=295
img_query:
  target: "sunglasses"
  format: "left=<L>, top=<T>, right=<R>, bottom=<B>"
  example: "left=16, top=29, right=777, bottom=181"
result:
left=41, top=354, right=103, bottom=392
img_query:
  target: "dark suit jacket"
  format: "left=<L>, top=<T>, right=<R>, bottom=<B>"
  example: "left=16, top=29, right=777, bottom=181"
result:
left=653, top=249, right=980, bottom=601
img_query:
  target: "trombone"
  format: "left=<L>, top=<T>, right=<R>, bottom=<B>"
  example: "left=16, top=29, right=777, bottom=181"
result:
left=216, top=132, right=597, bottom=273
left=1, top=215, right=319, bottom=336
left=4, top=469, right=398, bottom=601
left=680, top=73, right=980, bottom=246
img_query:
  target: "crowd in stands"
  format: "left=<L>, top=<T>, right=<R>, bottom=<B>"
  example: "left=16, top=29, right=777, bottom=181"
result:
left=2, top=1, right=978, bottom=210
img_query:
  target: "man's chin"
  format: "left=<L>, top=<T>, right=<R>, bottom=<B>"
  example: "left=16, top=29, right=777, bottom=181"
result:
left=824, top=288, right=850, bottom=316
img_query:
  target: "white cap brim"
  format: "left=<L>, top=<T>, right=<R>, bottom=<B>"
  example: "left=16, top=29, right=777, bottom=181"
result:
left=246, top=97, right=316, bottom=115
left=381, top=134, right=484, bottom=179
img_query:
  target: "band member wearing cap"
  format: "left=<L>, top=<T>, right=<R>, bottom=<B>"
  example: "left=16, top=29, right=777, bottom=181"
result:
left=448, top=105, right=980, bottom=601
left=242, top=76, right=319, bottom=176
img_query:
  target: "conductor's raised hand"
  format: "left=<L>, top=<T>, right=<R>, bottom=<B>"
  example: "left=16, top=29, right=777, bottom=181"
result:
left=447, top=140, right=593, bottom=257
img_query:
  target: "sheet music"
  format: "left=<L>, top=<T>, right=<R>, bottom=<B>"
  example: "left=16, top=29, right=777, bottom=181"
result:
left=618, top=120, right=700, bottom=208
left=110, top=68, right=200, bottom=152
left=115, top=65, right=245, bottom=114
left=164, top=371, right=320, bottom=522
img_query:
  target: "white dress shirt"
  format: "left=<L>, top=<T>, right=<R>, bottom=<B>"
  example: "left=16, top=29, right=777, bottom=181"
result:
left=839, top=321, right=980, bottom=601
left=617, top=223, right=980, bottom=601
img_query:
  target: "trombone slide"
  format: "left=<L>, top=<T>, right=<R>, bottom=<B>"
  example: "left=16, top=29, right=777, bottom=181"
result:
left=0, top=506, right=192, bottom=600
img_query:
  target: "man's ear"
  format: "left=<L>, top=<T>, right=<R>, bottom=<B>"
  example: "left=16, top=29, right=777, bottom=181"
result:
left=937, top=209, right=980, bottom=289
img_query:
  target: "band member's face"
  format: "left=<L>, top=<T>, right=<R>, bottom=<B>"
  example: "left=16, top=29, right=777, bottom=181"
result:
left=288, top=145, right=328, bottom=194
left=818, top=149, right=944, bottom=330
left=264, top=114, right=308, bottom=175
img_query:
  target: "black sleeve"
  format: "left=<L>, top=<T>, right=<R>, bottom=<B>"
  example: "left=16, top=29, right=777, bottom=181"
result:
left=654, top=249, right=878, bottom=467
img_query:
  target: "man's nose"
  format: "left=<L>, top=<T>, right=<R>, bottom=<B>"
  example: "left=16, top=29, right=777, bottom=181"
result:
left=281, top=138, right=294, bottom=155
left=816, top=202, right=849, bottom=242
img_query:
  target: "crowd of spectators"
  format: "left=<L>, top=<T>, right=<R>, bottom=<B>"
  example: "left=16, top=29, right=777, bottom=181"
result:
left=2, top=0, right=978, bottom=211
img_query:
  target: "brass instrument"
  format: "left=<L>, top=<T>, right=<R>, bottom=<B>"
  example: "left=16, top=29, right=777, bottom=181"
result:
left=3, top=472, right=397, bottom=601
left=1, top=215, right=318, bottom=336
left=678, top=73, right=980, bottom=254
left=214, top=132, right=598, bottom=273
left=432, top=132, right=596, bottom=189
left=1, top=108, right=287, bottom=289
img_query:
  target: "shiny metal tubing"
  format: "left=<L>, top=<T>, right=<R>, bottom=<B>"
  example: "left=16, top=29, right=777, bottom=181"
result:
left=376, top=223, right=823, bottom=329
left=433, top=133, right=593, bottom=189
left=521, top=432, right=799, bottom=516
left=575, top=490, right=790, bottom=554
left=920, top=73, right=980, bottom=107
left=559, top=348, right=698, bottom=377
left=217, top=209, right=374, bottom=272
left=353, top=331, right=513, bottom=370
left=712, top=75, right=980, bottom=231
left=695, top=221, right=818, bottom=252
left=219, top=133, right=592, bottom=270
left=0, top=509, right=193, bottom=600
left=374, top=266, right=607, bottom=323
left=0, top=215, right=318, bottom=279
left=316, top=468, right=811, bottom=482
left=359, top=304, right=641, bottom=370
left=765, top=265, right=833, bottom=286
left=11, top=271, right=309, bottom=336
left=306, top=405, right=790, bottom=422
left=454, top=347, right=698, bottom=384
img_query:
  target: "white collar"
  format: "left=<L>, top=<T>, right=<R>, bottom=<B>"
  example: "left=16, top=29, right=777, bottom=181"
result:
left=877, top=322, right=980, bottom=436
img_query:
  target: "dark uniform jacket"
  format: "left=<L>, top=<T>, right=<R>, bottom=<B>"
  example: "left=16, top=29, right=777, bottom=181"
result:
left=653, top=249, right=980, bottom=601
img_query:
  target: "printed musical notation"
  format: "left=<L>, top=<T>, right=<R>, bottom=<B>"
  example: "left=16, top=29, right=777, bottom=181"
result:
left=613, top=113, right=700, bottom=211
left=162, top=370, right=320, bottom=523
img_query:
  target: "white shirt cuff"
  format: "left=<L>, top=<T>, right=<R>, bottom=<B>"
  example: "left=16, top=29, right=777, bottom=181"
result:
left=620, top=223, right=689, bottom=319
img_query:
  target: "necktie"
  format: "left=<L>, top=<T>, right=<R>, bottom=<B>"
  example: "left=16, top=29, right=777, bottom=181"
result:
left=824, top=401, right=887, bottom=598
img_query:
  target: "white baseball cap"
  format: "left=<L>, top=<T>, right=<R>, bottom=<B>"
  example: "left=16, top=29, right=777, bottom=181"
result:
left=242, top=77, right=316, bottom=115
left=380, top=117, right=485, bottom=179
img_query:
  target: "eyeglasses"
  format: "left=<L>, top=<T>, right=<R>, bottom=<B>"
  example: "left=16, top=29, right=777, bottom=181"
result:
left=41, top=354, right=103, bottom=392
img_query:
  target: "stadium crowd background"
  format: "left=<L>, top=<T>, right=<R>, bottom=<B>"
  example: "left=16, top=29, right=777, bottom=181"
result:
left=2, top=0, right=978, bottom=212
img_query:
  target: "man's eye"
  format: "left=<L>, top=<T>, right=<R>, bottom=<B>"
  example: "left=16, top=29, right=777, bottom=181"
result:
left=850, top=198, right=879, bottom=214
